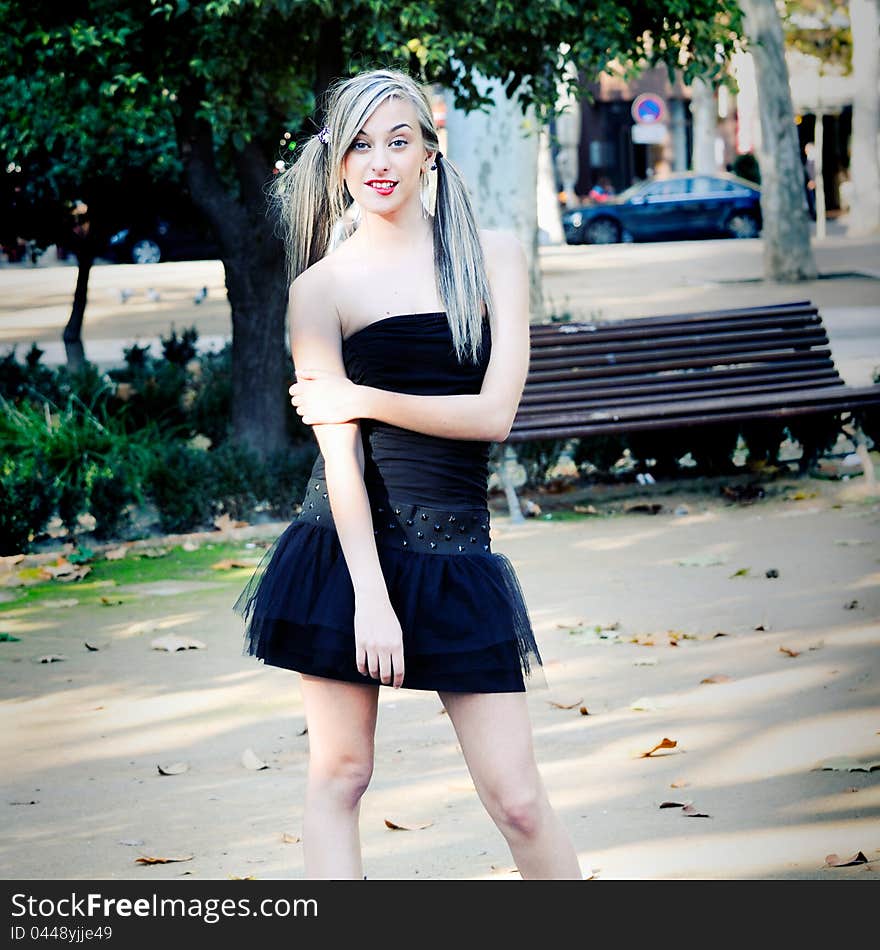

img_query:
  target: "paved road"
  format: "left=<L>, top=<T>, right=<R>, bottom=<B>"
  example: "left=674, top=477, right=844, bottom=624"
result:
left=2, top=234, right=878, bottom=385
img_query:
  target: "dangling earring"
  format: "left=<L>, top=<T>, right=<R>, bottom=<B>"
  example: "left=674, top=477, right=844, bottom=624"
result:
left=419, top=170, right=431, bottom=219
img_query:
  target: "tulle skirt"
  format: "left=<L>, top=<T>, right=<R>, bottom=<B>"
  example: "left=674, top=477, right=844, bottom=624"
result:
left=233, top=475, right=546, bottom=693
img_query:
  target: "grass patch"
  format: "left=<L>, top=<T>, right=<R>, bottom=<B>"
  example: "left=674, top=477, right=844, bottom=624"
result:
left=0, top=540, right=267, bottom=614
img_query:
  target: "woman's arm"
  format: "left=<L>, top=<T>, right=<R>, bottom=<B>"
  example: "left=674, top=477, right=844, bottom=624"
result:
left=290, top=268, right=406, bottom=687
left=290, top=230, right=530, bottom=443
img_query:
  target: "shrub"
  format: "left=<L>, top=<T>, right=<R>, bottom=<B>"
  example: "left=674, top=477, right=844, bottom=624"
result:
left=0, top=452, right=58, bottom=555
left=0, top=393, right=155, bottom=540
left=145, top=442, right=214, bottom=534
left=253, top=444, right=319, bottom=520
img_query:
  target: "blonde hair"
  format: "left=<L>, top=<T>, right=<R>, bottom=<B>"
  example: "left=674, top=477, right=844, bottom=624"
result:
left=271, top=67, right=492, bottom=364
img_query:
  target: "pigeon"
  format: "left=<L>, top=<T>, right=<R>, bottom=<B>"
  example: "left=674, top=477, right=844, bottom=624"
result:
left=146, top=287, right=161, bottom=302
left=193, top=286, right=207, bottom=305
left=118, top=288, right=134, bottom=303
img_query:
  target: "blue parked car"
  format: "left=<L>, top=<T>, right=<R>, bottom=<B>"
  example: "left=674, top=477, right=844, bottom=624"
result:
left=562, top=172, right=762, bottom=245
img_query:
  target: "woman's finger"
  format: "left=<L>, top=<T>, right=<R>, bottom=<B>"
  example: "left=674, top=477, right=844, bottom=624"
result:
left=378, top=650, right=393, bottom=686
left=391, top=650, right=405, bottom=689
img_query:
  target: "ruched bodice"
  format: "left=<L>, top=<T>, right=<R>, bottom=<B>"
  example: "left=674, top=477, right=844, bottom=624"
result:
left=310, top=311, right=492, bottom=508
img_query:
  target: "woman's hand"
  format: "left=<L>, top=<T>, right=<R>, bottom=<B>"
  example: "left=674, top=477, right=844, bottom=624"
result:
left=354, top=593, right=405, bottom=688
left=289, top=369, right=363, bottom=425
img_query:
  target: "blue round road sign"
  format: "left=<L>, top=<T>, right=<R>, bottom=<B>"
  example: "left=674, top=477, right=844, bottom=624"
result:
left=631, top=94, right=665, bottom=125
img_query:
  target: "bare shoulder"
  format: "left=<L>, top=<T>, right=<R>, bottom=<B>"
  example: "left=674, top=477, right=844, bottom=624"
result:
left=478, top=228, right=526, bottom=269
left=288, top=256, right=340, bottom=332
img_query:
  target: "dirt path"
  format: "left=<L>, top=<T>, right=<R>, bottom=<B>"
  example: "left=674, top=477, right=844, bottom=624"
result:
left=1, top=475, right=878, bottom=880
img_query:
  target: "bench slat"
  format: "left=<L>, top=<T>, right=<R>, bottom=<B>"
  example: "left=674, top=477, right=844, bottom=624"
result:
left=509, top=384, right=880, bottom=440
left=530, top=312, right=823, bottom=348
left=516, top=371, right=844, bottom=415
left=520, top=364, right=841, bottom=405
left=529, top=301, right=816, bottom=337
left=525, top=348, right=835, bottom=384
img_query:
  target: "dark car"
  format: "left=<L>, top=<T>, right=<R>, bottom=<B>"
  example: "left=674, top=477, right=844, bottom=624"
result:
left=102, top=215, right=220, bottom=264
left=562, top=172, right=762, bottom=245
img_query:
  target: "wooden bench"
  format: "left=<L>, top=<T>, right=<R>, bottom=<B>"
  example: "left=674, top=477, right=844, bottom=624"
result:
left=497, top=301, right=880, bottom=520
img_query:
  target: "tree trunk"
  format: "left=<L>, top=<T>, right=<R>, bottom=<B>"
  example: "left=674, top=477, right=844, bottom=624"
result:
left=847, top=0, right=880, bottom=236
left=224, top=246, right=291, bottom=458
left=63, top=250, right=92, bottom=372
left=445, top=66, right=544, bottom=319
left=175, top=83, right=290, bottom=460
left=740, top=0, right=818, bottom=281
left=690, top=77, right=717, bottom=172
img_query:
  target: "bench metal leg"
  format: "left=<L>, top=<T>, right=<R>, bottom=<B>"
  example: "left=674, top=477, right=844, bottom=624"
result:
left=500, top=445, right=526, bottom=524
left=851, top=419, right=877, bottom=489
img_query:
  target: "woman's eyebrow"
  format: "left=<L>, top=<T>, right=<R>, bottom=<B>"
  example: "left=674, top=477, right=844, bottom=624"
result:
left=356, top=122, right=413, bottom=136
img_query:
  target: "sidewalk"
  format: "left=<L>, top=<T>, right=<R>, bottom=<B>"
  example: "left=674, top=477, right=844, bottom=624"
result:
left=1, top=474, right=878, bottom=879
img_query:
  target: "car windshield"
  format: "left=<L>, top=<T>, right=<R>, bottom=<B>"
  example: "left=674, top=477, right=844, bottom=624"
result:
left=617, top=181, right=647, bottom=201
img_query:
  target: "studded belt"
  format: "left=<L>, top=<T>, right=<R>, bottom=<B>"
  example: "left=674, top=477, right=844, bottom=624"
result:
left=296, top=476, right=492, bottom=556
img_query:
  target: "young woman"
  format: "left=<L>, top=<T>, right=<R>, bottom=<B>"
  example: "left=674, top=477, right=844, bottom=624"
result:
left=234, top=66, right=582, bottom=881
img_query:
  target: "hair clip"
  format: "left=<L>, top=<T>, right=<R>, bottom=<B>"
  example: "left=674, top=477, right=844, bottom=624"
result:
left=317, top=125, right=330, bottom=145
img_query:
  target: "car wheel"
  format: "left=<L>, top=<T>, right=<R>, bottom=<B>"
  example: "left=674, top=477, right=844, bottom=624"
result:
left=584, top=218, right=621, bottom=245
left=726, top=212, right=759, bottom=239
left=131, top=238, right=162, bottom=264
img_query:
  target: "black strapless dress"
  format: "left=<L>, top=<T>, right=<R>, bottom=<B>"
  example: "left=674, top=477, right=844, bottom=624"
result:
left=233, top=311, right=546, bottom=693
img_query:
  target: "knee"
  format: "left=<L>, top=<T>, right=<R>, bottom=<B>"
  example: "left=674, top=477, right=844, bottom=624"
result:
left=489, top=784, right=546, bottom=839
left=308, top=752, right=374, bottom=808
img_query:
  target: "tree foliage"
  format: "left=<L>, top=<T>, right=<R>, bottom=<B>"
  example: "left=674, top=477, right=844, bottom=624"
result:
left=2, top=0, right=744, bottom=452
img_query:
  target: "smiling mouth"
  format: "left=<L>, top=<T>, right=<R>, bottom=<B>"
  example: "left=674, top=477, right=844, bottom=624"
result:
left=366, top=181, right=398, bottom=193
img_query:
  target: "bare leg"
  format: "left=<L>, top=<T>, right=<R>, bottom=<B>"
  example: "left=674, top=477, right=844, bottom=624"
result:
left=299, top=673, right=379, bottom=879
left=438, top=690, right=582, bottom=880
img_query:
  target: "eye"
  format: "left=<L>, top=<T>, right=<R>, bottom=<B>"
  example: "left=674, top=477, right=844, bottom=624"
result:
left=391, top=138, right=408, bottom=147
left=351, top=141, right=369, bottom=151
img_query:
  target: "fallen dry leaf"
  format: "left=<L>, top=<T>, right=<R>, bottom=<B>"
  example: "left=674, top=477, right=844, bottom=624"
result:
left=281, top=833, right=301, bottom=844
left=242, top=748, right=268, bottom=771
left=779, top=646, right=800, bottom=658
left=824, top=851, right=868, bottom=868
left=227, top=874, right=257, bottom=880
left=100, top=596, right=124, bottom=606
left=104, top=545, right=128, bottom=561
left=0, top=554, right=25, bottom=572
left=40, top=560, right=91, bottom=582
left=157, top=762, right=189, bottom=776
left=548, top=698, right=583, bottom=709
left=213, top=513, right=249, bottom=531
left=579, top=706, right=590, bottom=716
left=700, top=674, right=733, bottom=684
left=489, top=864, right=519, bottom=874
left=384, top=818, right=433, bottom=831
left=297, top=725, right=309, bottom=735
left=43, top=598, right=78, bottom=609
left=633, top=657, right=659, bottom=666
left=659, top=800, right=692, bottom=809
left=814, top=757, right=880, bottom=772
left=135, top=854, right=193, bottom=865
left=84, top=641, right=101, bottom=651
left=640, top=737, right=678, bottom=758
left=36, top=654, right=67, bottom=663
left=211, top=558, right=261, bottom=570
left=630, top=696, right=662, bottom=712
left=151, top=634, right=206, bottom=652
left=681, top=804, right=711, bottom=818
left=670, top=779, right=689, bottom=788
